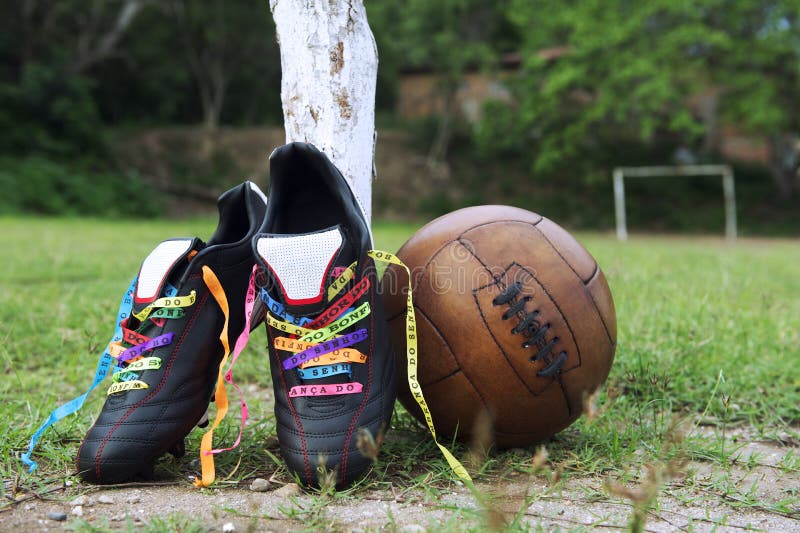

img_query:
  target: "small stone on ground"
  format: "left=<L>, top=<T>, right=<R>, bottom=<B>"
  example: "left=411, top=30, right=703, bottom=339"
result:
left=70, top=495, right=90, bottom=507
left=249, top=478, right=271, bottom=492
left=273, top=483, right=300, bottom=497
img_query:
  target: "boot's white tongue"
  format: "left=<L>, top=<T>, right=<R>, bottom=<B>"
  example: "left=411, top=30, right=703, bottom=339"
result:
left=256, top=227, right=343, bottom=305
left=135, top=238, right=195, bottom=304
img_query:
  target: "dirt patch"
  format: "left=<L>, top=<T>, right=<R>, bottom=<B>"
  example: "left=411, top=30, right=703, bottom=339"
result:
left=114, top=126, right=440, bottom=219
left=330, top=42, right=345, bottom=76
left=336, top=90, right=352, bottom=120
left=3, top=431, right=797, bottom=532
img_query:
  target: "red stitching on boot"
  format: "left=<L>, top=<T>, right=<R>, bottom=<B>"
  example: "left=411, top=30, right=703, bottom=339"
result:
left=340, top=264, right=376, bottom=484
left=270, top=325, right=312, bottom=484
left=92, top=287, right=209, bottom=481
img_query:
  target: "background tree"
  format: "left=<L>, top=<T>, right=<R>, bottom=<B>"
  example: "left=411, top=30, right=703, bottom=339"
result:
left=477, top=0, right=800, bottom=199
left=166, top=0, right=280, bottom=134
left=1, top=0, right=149, bottom=158
left=0, top=0, right=797, bottom=230
left=10, top=0, right=146, bottom=77
left=711, top=1, right=800, bottom=199
left=370, top=0, right=517, bottom=170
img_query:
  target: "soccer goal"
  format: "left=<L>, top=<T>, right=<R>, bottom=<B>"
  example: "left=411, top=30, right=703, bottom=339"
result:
left=612, top=165, right=737, bottom=242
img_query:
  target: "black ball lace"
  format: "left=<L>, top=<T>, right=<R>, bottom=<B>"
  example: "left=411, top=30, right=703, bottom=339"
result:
left=492, top=281, right=567, bottom=377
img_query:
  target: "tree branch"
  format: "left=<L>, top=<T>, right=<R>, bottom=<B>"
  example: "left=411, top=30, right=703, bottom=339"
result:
left=71, top=0, right=147, bottom=74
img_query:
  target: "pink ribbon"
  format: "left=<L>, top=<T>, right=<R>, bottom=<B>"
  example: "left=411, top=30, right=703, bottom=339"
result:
left=208, top=265, right=257, bottom=455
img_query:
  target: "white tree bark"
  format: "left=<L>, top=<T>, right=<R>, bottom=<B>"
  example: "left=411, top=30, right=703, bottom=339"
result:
left=270, top=0, right=377, bottom=223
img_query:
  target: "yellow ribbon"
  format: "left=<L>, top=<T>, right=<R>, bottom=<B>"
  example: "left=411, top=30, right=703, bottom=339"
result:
left=367, top=250, right=472, bottom=482
left=327, top=260, right=357, bottom=301
left=266, top=302, right=369, bottom=345
left=298, top=302, right=370, bottom=343
left=132, top=291, right=196, bottom=322
left=106, top=380, right=148, bottom=395
left=273, top=336, right=367, bottom=368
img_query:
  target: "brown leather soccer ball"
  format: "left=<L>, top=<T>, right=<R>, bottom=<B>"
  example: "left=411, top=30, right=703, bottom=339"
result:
left=382, top=205, right=616, bottom=448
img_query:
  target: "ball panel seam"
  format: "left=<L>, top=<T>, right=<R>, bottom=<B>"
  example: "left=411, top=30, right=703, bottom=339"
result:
left=414, top=304, right=494, bottom=416
left=533, top=223, right=595, bottom=284
left=583, top=265, right=616, bottom=349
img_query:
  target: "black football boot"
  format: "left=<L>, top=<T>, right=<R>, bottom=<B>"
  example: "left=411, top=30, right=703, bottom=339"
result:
left=76, top=181, right=267, bottom=484
left=253, top=142, right=396, bottom=488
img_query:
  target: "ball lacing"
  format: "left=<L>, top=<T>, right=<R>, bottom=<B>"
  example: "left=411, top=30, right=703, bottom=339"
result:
left=492, top=281, right=567, bottom=377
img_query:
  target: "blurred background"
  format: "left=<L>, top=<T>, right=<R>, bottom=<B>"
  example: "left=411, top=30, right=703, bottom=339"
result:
left=1, top=0, right=798, bottom=235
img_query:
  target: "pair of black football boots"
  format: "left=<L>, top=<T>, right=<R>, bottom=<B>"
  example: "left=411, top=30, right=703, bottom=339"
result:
left=74, top=142, right=396, bottom=488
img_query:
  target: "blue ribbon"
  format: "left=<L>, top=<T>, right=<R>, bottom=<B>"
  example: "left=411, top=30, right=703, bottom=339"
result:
left=111, top=283, right=178, bottom=381
left=20, top=277, right=137, bottom=472
left=297, top=363, right=352, bottom=380
left=260, top=288, right=312, bottom=326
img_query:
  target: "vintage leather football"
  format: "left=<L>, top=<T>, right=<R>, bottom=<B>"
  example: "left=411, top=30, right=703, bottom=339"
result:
left=382, top=205, right=616, bottom=448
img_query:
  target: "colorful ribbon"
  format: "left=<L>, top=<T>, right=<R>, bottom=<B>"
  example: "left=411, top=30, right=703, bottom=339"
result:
left=20, top=277, right=137, bottom=472
left=367, top=250, right=472, bottom=483
left=209, top=265, right=258, bottom=456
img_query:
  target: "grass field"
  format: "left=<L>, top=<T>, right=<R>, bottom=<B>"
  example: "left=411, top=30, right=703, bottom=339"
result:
left=0, top=216, right=798, bottom=531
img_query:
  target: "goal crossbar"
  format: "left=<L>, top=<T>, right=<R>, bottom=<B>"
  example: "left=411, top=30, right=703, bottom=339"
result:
left=612, top=165, right=737, bottom=242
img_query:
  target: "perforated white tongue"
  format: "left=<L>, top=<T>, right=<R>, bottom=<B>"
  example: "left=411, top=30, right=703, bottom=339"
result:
left=134, top=238, right=196, bottom=304
left=255, top=227, right=343, bottom=306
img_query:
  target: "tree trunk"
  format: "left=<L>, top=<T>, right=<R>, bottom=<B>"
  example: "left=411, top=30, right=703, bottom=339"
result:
left=270, top=0, right=377, bottom=223
left=426, top=79, right=459, bottom=181
left=199, top=66, right=225, bottom=134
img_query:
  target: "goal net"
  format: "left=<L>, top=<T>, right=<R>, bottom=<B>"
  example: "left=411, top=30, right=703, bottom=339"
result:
left=612, top=165, right=737, bottom=242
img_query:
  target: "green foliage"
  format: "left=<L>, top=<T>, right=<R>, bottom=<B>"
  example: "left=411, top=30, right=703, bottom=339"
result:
left=402, top=134, right=800, bottom=235
left=0, top=0, right=281, bottom=216
left=89, top=7, right=197, bottom=126
left=370, top=0, right=516, bottom=104
left=476, top=0, right=800, bottom=182
left=0, top=0, right=797, bottom=222
left=711, top=1, right=800, bottom=135
left=0, top=64, right=107, bottom=159
left=169, top=148, right=240, bottom=188
left=0, top=0, right=281, bottom=134
left=0, top=157, right=160, bottom=217
left=163, top=0, right=283, bottom=128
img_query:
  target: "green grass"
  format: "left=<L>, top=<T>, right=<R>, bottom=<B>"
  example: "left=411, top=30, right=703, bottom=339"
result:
left=1, top=217, right=798, bottom=529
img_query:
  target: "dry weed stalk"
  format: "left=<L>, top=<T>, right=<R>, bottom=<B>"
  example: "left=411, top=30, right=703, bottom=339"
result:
left=315, top=454, right=337, bottom=493
left=356, top=422, right=387, bottom=463
left=583, top=388, right=600, bottom=421
left=530, top=446, right=549, bottom=474
left=460, top=410, right=510, bottom=532
left=465, top=408, right=494, bottom=471
left=606, top=414, right=689, bottom=533
left=583, top=384, right=619, bottom=422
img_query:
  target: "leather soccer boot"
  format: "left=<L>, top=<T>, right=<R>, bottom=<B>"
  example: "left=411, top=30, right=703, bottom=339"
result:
left=253, top=142, right=396, bottom=488
left=75, top=181, right=267, bottom=484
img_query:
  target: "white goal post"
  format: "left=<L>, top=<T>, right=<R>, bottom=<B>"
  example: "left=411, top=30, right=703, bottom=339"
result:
left=613, top=165, right=737, bottom=242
